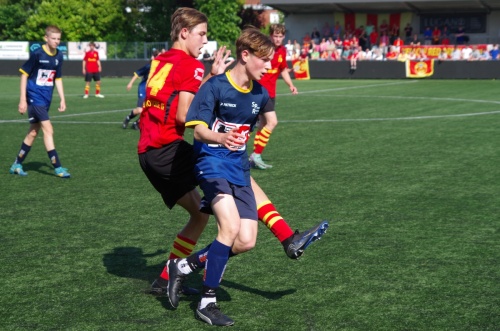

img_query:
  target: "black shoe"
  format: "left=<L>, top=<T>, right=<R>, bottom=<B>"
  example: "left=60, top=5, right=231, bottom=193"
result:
left=131, top=122, right=139, bottom=130
left=122, top=117, right=130, bottom=129
left=285, top=220, right=329, bottom=259
left=149, top=278, right=200, bottom=297
left=167, top=259, right=186, bottom=308
left=197, top=303, right=235, bottom=326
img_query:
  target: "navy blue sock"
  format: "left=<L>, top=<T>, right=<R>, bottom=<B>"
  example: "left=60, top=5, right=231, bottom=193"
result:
left=203, top=239, right=231, bottom=289
left=128, top=110, right=136, bottom=119
left=47, top=149, right=62, bottom=168
left=15, top=142, right=31, bottom=164
left=186, top=243, right=211, bottom=270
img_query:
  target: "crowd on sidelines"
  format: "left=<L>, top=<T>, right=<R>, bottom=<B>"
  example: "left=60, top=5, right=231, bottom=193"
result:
left=285, top=20, right=500, bottom=63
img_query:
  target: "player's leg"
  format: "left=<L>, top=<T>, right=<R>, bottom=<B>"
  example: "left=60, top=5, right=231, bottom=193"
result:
left=40, top=119, right=70, bottom=178
left=123, top=106, right=141, bottom=129
left=251, top=177, right=329, bottom=259
left=83, top=76, right=91, bottom=98
left=9, top=122, right=40, bottom=176
left=250, top=110, right=277, bottom=169
left=95, top=75, right=104, bottom=97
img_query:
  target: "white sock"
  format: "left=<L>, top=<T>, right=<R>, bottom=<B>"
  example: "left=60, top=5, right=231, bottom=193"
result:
left=199, top=297, right=217, bottom=310
left=177, top=258, right=192, bottom=275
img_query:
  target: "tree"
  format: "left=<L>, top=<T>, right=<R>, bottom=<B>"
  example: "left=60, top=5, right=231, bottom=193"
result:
left=18, top=0, right=127, bottom=41
left=195, top=0, right=243, bottom=48
left=0, top=0, right=39, bottom=40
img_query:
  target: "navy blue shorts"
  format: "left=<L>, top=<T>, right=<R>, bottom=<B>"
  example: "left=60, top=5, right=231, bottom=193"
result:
left=199, top=178, right=257, bottom=220
left=136, top=96, right=145, bottom=108
left=28, top=105, right=50, bottom=124
left=85, top=73, right=101, bottom=82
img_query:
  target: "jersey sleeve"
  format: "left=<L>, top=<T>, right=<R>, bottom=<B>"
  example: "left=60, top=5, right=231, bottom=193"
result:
left=178, top=59, right=204, bottom=94
left=20, top=52, right=38, bottom=76
left=185, top=78, right=217, bottom=128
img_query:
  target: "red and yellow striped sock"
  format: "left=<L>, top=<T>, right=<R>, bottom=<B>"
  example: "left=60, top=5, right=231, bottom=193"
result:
left=95, top=83, right=101, bottom=95
left=253, top=127, right=272, bottom=154
left=84, top=86, right=89, bottom=95
left=258, top=200, right=294, bottom=242
left=159, top=234, right=196, bottom=280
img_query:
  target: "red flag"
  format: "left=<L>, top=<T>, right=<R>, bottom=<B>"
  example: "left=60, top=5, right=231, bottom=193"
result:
left=406, top=59, right=434, bottom=78
left=292, top=58, right=310, bottom=80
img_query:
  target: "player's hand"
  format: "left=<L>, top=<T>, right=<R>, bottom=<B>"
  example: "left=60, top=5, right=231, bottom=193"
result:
left=290, top=85, right=298, bottom=95
left=58, top=101, right=66, bottom=112
left=211, top=46, right=234, bottom=75
left=221, top=128, right=245, bottom=151
left=126, top=83, right=132, bottom=91
left=18, top=101, right=27, bottom=115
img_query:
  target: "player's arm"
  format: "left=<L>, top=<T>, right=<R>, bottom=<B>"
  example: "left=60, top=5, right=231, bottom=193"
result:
left=280, top=67, right=298, bottom=94
left=97, top=60, right=102, bottom=73
left=54, top=78, right=66, bottom=112
left=82, top=59, right=86, bottom=75
left=18, top=73, right=28, bottom=115
left=126, top=74, right=139, bottom=91
left=176, top=91, right=195, bottom=124
left=192, top=123, right=243, bottom=151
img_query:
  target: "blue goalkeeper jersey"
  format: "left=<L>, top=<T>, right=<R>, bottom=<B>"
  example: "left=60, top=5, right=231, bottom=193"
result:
left=185, top=72, right=270, bottom=186
left=20, top=45, right=63, bottom=108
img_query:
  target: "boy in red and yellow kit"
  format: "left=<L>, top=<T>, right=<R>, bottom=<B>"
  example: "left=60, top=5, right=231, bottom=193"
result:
left=82, top=41, right=104, bottom=98
left=250, top=24, right=298, bottom=169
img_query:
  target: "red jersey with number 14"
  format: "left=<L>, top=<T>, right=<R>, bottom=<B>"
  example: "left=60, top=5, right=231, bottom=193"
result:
left=258, top=45, right=288, bottom=98
left=138, top=48, right=204, bottom=153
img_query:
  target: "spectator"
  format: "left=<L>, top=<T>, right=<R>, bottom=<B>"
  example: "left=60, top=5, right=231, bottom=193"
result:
left=285, top=39, right=295, bottom=61
left=311, top=27, right=321, bottom=44
left=451, top=46, right=462, bottom=60
left=322, top=22, right=331, bottom=39
left=393, top=36, right=404, bottom=52
left=302, top=32, right=312, bottom=48
left=202, top=49, right=214, bottom=62
left=410, top=33, right=421, bottom=46
left=365, top=21, right=375, bottom=38
left=438, top=49, right=449, bottom=61
left=490, top=44, right=499, bottom=60
left=423, top=26, right=432, bottom=45
left=379, top=19, right=389, bottom=36
left=455, top=25, right=467, bottom=45
left=372, top=47, right=384, bottom=60
left=461, top=44, right=473, bottom=60
left=404, top=23, right=413, bottom=44
left=441, top=25, right=452, bottom=45
left=369, top=27, right=379, bottom=49
left=349, top=46, right=360, bottom=70
left=385, top=46, right=399, bottom=60
left=432, top=26, right=441, bottom=45
left=332, top=21, right=342, bottom=39
left=468, top=46, right=481, bottom=61
left=390, top=23, right=400, bottom=45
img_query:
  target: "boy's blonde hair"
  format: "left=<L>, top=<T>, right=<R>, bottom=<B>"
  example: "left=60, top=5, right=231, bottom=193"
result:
left=236, top=27, right=274, bottom=60
left=269, top=24, right=286, bottom=35
left=45, top=25, right=61, bottom=36
left=170, top=7, right=208, bottom=42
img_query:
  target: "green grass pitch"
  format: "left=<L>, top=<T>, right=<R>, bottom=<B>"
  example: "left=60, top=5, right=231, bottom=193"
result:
left=1, top=75, right=499, bottom=330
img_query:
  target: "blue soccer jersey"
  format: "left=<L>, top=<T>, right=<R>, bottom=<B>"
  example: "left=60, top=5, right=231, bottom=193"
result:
left=134, top=63, right=151, bottom=100
left=186, top=72, right=270, bottom=186
left=20, top=45, right=63, bottom=108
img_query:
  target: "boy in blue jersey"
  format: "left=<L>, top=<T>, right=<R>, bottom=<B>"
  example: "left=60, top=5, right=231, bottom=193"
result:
left=9, top=25, right=70, bottom=178
left=122, top=49, right=159, bottom=130
left=166, top=27, right=277, bottom=326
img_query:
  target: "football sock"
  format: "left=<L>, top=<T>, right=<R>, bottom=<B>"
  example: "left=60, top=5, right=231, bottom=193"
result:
left=253, top=127, right=272, bottom=154
left=15, top=142, right=31, bottom=164
left=127, top=110, right=136, bottom=120
left=199, top=291, right=217, bottom=310
left=258, top=200, right=294, bottom=242
left=159, top=234, right=196, bottom=281
left=84, top=86, right=90, bottom=95
left=47, top=149, right=62, bottom=169
left=95, top=83, right=101, bottom=95
left=203, top=239, right=230, bottom=289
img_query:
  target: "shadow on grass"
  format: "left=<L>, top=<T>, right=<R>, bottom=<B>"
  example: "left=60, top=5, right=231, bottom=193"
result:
left=103, top=246, right=296, bottom=311
left=22, top=161, right=55, bottom=176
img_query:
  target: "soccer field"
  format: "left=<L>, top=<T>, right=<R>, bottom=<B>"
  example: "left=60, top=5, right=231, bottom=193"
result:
left=1, top=76, right=499, bottom=330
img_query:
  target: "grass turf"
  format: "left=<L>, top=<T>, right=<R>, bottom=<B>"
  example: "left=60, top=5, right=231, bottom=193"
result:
left=1, top=76, right=499, bottom=330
